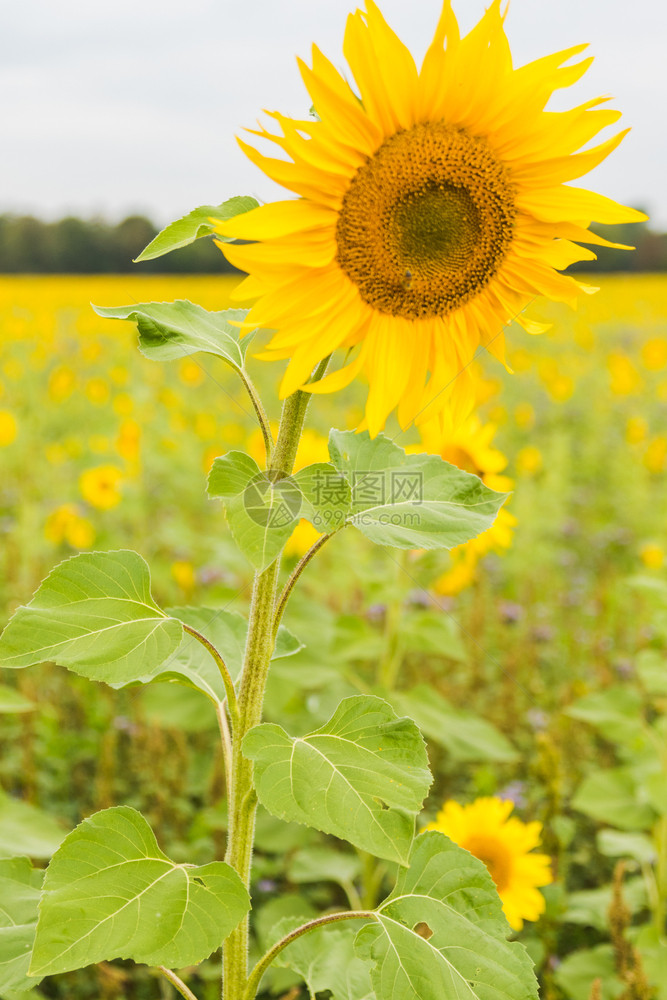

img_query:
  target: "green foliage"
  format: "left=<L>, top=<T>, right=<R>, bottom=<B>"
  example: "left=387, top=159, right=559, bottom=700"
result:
left=0, top=551, right=183, bottom=685
left=92, top=301, right=252, bottom=372
left=355, top=832, right=538, bottom=1000
left=392, top=685, right=518, bottom=763
left=0, top=214, right=241, bottom=273
left=326, top=430, right=508, bottom=549
left=0, top=686, right=34, bottom=714
left=0, top=858, right=43, bottom=993
left=30, top=806, right=249, bottom=977
left=134, top=197, right=259, bottom=262
left=208, top=452, right=299, bottom=570
left=0, top=795, right=68, bottom=861
left=150, top=606, right=302, bottom=702
left=243, top=695, right=431, bottom=864
left=276, top=924, right=374, bottom=1000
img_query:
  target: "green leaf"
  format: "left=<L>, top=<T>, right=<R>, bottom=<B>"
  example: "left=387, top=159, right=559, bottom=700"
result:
left=0, top=686, right=34, bottom=714
left=277, top=924, right=374, bottom=1000
left=392, top=685, right=517, bottom=763
left=292, top=463, right=351, bottom=534
left=571, top=767, right=656, bottom=830
left=399, top=609, right=467, bottom=662
left=208, top=453, right=300, bottom=570
left=565, top=876, right=647, bottom=932
left=138, top=607, right=302, bottom=704
left=0, top=551, right=183, bottom=686
left=328, top=430, right=508, bottom=550
left=636, top=649, right=667, bottom=696
left=288, top=847, right=362, bottom=889
left=565, top=687, right=646, bottom=745
left=133, top=196, right=258, bottom=261
left=355, top=831, right=538, bottom=1000
left=243, top=695, right=431, bottom=864
left=0, top=795, right=68, bottom=861
left=597, top=829, right=656, bottom=864
left=30, top=806, right=249, bottom=976
left=0, top=858, right=43, bottom=993
left=92, top=301, right=251, bottom=371
left=553, top=945, right=623, bottom=1000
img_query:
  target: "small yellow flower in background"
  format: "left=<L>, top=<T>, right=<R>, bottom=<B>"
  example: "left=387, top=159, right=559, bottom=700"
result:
left=657, top=381, right=667, bottom=403
left=517, top=445, right=543, bottom=476
left=179, top=358, right=205, bottom=387
left=626, top=416, right=648, bottom=445
left=116, top=419, right=141, bottom=465
left=85, top=377, right=110, bottom=406
left=514, top=403, right=535, bottom=431
left=44, top=504, right=95, bottom=549
left=0, top=411, right=18, bottom=447
left=641, top=337, right=667, bottom=372
left=113, top=392, right=134, bottom=417
left=214, top=0, right=642, bottom=434
left=545, top=373, right=575, bottom=403
left=427, top=797, right=553, bottom=931
left=48, top=365, right=77, bottom=402
left=433, top=548, right=478, bottom=597
left=640, top=543, right=664, bottom=571
left=171, top=560, right=196, bottom=595
left=79, top=465, right=123, bottom=510
left=643, top=435, right=667, bottom=475
left=3, top=359, right=23, bottom=381
left=110, top=365, right=129, bottom=386
left=607, top=352, right=642, bottom=396
left=194, top=413, right=217, bottom=441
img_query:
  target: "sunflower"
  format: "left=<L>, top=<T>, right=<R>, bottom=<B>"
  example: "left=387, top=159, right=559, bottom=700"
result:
left=214, top=0, right=645, bottom=434
left=427, top=797, right=553, bottom=930
left=414, top=408, right=517, bottom=593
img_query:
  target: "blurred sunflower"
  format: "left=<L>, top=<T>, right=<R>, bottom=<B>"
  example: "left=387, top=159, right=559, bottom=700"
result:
left=427, top=797, right=553, bottom=930
left=215, top=0, right=644, bottom=434
left=79, top=465, right=123, bottom=510
left=415, top=410, right=516, bottom=593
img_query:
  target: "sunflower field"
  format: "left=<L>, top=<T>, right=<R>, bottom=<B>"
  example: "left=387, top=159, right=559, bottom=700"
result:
left=2, top=0, right=666, bottom=998
left=1, top=270, right=666, bottom=1000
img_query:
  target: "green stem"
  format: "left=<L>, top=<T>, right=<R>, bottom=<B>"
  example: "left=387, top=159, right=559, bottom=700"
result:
left=243, top=911, right=376, bottom=1000
left=377, top=551, right=409, bottom=691
left=239, top=368, right=274, bottom=464
left=157, top=966, right=200, bottom=1000
left=222, top=361, right=329, bottom=1000
left=182, top=623, right=239, bottom=727
left=272, top=531, right=336, bottom=637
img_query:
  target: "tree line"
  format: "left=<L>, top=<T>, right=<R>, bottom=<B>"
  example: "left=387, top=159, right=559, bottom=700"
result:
left=0, top=211, right=664, bottom=274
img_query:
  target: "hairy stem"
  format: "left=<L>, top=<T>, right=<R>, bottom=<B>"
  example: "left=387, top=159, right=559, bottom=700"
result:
left=273, top=531, right=336, bottom=636
left=157, top=966, right=200, bottom=1000
left=182, top=623, right=239, bottom=727
left=239, top=368, right=274, bottom=464
left=244, top=911, right=377, bottom=1000
left=222, top=360, right=329, bottom=1000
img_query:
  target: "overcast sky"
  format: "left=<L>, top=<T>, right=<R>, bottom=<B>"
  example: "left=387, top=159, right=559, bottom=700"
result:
left=2, top=0, right=665, bottom=227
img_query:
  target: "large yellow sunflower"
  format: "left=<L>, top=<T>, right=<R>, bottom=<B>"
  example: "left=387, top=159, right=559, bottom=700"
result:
left=215, top=0, right=645, bottom=434
left=427, top=797, right=553, bottom=931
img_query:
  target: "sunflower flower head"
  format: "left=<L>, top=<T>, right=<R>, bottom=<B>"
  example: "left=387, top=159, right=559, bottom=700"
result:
left=215, top=0, right=645, bottom=435
left=427, top=796, right=553, bottom=930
